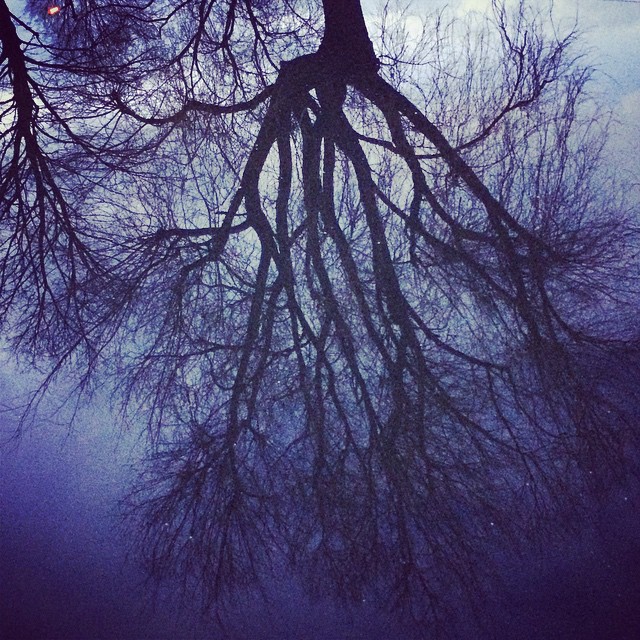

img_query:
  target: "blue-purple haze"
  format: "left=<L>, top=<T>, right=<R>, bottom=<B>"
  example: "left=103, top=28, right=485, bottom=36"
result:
left=1, top=1, right=640, bottom=638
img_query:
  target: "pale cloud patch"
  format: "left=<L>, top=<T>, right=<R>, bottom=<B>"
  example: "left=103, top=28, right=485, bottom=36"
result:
left=608, top=89, right=640, bottom=193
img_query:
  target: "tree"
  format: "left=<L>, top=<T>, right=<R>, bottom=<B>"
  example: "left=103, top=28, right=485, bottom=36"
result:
left=1, top=0, right=639, bottom=634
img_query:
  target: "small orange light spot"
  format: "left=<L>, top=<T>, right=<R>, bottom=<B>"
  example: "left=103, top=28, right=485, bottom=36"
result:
left=47, top=5, right=61, bottom=15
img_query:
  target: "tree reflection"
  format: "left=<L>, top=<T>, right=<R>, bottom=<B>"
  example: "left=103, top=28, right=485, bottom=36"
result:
left=1, top=0, right=639, bottom=633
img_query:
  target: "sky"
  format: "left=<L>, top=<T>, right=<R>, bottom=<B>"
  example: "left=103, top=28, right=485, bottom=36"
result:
left=364, top=0, right=640, bottom=188
left=2, top=1, right=640, bottom=639
left=2, top=369, right=640, bottom=638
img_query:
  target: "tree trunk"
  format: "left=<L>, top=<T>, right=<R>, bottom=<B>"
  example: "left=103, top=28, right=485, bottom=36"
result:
left=318, top=0, right=378, bottom=70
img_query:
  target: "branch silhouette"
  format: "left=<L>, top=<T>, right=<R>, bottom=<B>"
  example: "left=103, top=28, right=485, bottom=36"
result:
left=2, top=0, right=639, bottom=633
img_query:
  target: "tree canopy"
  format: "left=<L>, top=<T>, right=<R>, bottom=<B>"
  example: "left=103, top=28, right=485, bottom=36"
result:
left=1, top=0, right=639, bottom=633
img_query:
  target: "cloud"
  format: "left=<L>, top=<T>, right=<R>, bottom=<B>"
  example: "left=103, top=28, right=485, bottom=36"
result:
left=608, top=89, right=640, bottom=187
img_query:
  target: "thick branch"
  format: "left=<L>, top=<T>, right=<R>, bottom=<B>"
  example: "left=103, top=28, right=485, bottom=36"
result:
left=319, top=0, right=378, bottom=70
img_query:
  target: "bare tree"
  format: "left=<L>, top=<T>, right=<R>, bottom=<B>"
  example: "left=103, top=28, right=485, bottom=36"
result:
left=2, top=0, right=639, bottom=633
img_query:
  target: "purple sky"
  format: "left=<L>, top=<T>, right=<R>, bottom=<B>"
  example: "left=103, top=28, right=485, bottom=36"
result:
left=2, top=1, right=640, bottom=638
left=363, top=0, right=640, bottom=194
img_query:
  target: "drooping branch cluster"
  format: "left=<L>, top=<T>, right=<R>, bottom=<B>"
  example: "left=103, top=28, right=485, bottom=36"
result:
left=124, top=44, right=636, bottom=623
left=2, top=0, right=638, bottom=627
